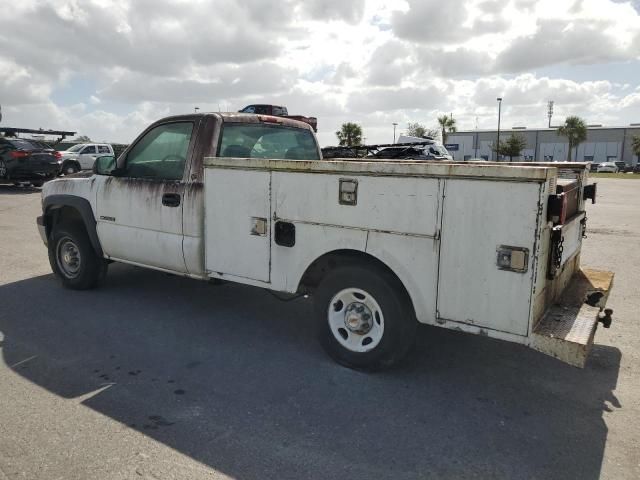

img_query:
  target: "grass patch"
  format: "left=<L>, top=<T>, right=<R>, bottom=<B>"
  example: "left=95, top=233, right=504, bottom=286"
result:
left=589, top=172, right=640, bottom=179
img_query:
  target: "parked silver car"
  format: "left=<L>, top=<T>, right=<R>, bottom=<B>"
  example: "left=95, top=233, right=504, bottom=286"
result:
left=596, top=162, right=618, bottom=173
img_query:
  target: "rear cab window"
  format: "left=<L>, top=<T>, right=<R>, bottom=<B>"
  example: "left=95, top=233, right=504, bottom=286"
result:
left=5, top=139, right=38, bottom=149
left=218, top=123, right=319, bottom=160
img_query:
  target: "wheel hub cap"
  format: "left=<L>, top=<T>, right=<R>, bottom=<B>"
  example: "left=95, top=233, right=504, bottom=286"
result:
left=344, top=302, right=373, bottom=334
left=327, top=288, right=385, bottom=353
left=57, top=238, right=81, bottom=277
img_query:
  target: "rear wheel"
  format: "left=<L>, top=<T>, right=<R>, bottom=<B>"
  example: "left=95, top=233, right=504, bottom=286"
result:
left=62, top=162, right=79, bottom=175
left=48, top=223, right=107, bottom=289
left=0, top=160, right=7, bottom=178
left=314, top=264, right=417, bottom=370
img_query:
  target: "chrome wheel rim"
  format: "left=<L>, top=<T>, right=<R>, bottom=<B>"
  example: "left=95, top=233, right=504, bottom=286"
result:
left=65, top=166, right=76, bottom=174
left=56, top=237, right=81, bottom=278
left=328, top=288, right=384, bottom=353
left=0, top=161, right=6, bottom=177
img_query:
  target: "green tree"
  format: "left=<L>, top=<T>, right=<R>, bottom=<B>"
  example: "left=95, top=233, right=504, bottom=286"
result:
left=406, top=122, right=439, bottom=139
left=437, top=114, right=457, bottom=144
left=336, top=122, right=363, bottom=146
left=73, top=135, right=92, bottom=142
left=495, top=133, right=528, bottom=162
left=406, top=122, right=426, bottom=138
left=632, top=135, right=640, bottom=158
left=557, top=116, right=587, bottom=161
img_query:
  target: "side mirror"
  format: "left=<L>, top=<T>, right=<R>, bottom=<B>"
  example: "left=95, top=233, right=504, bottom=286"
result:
left=93, top=155, right=116, bottom=175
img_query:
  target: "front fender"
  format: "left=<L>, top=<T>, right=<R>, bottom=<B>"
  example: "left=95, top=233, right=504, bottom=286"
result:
left=42, top=194, right=103, bottom=257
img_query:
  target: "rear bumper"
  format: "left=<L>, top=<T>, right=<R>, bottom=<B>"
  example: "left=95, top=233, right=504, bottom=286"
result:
left=36, top=216, right=48, bottom=246
left=530, top=268, right=614, bottom=368
left=4, top=161, right=59, bottom=181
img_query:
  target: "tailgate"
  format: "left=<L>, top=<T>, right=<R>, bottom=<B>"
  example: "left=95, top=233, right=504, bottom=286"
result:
left=530, top=268, right=614, bottom=367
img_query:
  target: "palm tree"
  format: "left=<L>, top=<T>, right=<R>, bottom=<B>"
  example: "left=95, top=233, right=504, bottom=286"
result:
left=336, top=122, right=363, bottom=146
left=557, top=116, right=587, bottom=161
left=437, top=114, right=457, bottom=144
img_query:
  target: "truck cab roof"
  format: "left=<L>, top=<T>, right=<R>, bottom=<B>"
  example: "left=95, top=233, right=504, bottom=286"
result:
left=150, top=112, right=314, bottom=132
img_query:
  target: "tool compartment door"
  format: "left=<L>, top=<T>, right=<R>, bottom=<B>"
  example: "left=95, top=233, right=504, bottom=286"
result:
left=204, top=168, right=271, bottom=282
left=436, top=179, right=541, bottom=336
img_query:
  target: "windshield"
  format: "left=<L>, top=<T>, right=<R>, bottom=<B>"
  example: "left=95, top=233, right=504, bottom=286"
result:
left=427, top=145, right=449, bottom=156
left=66, top=144, right=85, bottom=152
left=218, top=123, right=319, bottom=160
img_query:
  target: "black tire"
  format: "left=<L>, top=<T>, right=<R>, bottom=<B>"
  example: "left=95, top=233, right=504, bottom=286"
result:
left=314, top=264, right=417, bottom=371
left=48, top=222, right=107, bottom=289
left=62, top=162, right=79, bottom=175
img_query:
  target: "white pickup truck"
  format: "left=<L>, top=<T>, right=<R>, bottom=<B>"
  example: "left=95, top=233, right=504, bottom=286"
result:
left=58, top=143, right=115, bottom=175
left=37, top=113, right=614, bottom=370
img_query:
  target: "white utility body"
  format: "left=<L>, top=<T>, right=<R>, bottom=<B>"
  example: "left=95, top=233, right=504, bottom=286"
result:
left=203, top=157, right=612, bottom=367
left=39, top=113, right=613, bottom=370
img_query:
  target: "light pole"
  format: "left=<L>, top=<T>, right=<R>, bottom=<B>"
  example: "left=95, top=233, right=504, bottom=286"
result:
left=392, top=123, right=398, bottom=143
left=194, top=107, right=200, bottom=113
left=496, top=97, right=503, bottom=161
left=547, top=100, right=554, bottom=128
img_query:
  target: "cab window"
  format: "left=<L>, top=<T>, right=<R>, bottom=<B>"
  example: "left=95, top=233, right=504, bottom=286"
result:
left=124, top=122, right=193, bottom=180
left=218, top=124, right=319, bottom=160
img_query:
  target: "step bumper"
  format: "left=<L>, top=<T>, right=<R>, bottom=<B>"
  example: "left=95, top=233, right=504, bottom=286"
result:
left=530, top=268, right=615, bottom=368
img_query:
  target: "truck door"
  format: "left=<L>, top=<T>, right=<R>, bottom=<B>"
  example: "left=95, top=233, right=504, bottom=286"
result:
left=78, top=145, right=98, bottom=170
left=436, top=179, right=541, bottom=336
left=95, top=121, right=196, bottom=273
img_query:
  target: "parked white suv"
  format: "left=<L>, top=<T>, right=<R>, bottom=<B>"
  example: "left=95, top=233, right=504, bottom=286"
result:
left=596, top=162, right=618, bottom=173
left=59, top=143, right=114, bottom=175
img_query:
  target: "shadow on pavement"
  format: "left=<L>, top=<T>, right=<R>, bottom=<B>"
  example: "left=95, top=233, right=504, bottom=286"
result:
left=0, top=184, right=41, bottom=195
left=0, top=264, right=622, bottom=479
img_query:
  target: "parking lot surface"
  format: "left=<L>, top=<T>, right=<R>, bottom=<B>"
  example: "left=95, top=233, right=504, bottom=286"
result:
left=0, top=179, right=639, bottom=479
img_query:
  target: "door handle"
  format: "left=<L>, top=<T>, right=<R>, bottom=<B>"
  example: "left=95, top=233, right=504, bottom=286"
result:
left=162, top=193, right=181, bottom=207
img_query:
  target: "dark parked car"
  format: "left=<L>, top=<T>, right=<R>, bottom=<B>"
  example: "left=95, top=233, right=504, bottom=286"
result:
left=0, top=138, right=61, bottom=186
left=614, top=161, right=626, bottom=172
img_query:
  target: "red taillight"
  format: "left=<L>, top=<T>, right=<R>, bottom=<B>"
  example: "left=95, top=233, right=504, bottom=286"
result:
left=10, top=150, right=29, bottom=159
left=53, top=151, right=62, bottom=159
left=548, top=192, right=568, bottom=225
left=558, top=193, right=568, bottom=224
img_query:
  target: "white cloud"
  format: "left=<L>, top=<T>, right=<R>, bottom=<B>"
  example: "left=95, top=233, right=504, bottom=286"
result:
left=0, top=0, right=639, bottom=146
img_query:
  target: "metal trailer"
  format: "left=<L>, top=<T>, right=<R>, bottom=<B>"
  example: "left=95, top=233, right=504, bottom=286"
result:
left=203, top=157, right=613, bottom=368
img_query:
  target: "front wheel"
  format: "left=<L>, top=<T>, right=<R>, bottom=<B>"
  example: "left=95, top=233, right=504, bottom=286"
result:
left=314, top=264, right=417, bottom=370
left=48, top=223, right=107, bottom=289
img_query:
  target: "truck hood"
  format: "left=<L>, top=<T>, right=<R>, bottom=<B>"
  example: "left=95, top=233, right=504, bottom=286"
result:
left=42, top=173, right=96, bottom=200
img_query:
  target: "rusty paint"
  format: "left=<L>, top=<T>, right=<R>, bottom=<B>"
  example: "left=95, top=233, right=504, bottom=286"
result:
left=204, top=157, right=552, bottom=183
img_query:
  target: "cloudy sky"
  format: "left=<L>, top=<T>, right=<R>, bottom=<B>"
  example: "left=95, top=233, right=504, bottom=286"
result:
left=1, top=0, right=639, bottom=146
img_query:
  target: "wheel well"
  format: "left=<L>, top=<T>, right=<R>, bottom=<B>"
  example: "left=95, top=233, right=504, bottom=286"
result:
left=299, top=250, right=415, bottom=311
left=62, top=159, right=80, bottom=168
left=45, top=205, right=84, bottom=238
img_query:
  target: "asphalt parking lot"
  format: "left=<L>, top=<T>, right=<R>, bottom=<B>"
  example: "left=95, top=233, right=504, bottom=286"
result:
left=0, top=179, right=638, bottom=480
